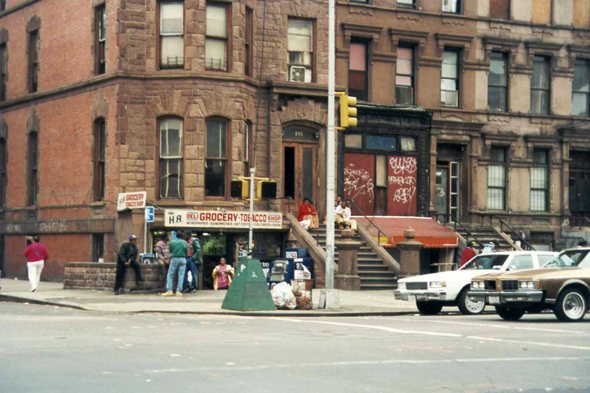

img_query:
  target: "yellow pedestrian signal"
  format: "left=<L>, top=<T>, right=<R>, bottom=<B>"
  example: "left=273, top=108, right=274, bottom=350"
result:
left=339, top=94, right=358, bottom=129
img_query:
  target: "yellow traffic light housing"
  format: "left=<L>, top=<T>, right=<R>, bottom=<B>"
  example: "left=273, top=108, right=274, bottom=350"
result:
left=339, top=93, right=358, bottom=129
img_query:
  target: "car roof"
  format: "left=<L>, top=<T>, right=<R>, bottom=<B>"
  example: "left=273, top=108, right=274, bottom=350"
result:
left=473, top=251, right=557, bottom=255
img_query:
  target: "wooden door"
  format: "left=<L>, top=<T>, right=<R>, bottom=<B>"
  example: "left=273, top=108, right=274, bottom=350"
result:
left=283, top=143, right=317, bottom=211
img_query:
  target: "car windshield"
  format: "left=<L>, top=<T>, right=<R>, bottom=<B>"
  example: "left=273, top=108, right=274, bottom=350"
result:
left=543, top=250, right=590, bottom=268
left=461, top=254, right=509, bottom=270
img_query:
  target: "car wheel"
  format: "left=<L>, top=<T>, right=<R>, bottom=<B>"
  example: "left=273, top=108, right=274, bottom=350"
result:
left=554, top=288, right=587, bottom=322
left=495, top=306, right=525, bottom=321
left=457, top=288, right=485, bottom=315
left=416, top=301, right=443, bottom=315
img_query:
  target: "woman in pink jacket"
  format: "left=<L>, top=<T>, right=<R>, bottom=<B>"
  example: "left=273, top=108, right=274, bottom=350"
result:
left=23, top=236, right=49, bottom=292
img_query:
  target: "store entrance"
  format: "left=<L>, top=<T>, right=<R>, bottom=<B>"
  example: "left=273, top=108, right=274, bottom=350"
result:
left=201, top=232, right=247, bottom=290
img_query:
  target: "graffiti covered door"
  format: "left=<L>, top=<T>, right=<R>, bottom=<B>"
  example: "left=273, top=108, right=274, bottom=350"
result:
left=387, top=156, right=417, bottom=216
left=344, top=153, right=375, bottom=215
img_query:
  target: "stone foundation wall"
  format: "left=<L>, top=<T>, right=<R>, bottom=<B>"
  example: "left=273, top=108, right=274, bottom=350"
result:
left=63, top=263, right=166, bottom=291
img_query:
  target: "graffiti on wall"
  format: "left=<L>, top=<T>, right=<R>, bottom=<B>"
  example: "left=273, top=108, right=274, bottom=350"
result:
left=344, top=164, right=375, bottom=202
left=388, top=156, right=418, bottom=215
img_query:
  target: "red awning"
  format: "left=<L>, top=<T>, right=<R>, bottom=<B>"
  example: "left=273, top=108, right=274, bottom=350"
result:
left=355, top=217, right=458, bottom=248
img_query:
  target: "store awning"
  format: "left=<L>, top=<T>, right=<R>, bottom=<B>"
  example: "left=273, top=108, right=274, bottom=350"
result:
left=354, top=216, right=458, bottom=248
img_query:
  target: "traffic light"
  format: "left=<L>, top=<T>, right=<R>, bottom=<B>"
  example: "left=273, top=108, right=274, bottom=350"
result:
left=231, top=180, right=249, bottom=198
left=257, top=181, right=277, bottom=199
left=339, top=94, right=358, bottom=129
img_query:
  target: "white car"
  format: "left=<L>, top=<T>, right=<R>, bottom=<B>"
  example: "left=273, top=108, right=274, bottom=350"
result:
left=393, top=251, right=557, bottom=315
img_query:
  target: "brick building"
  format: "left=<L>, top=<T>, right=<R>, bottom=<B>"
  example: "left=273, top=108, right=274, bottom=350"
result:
left=0, top=0, right=334, bottom=281
left=336, top=0, right=590, bottom=251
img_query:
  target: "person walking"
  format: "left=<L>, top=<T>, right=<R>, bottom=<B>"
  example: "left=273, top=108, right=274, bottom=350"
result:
left=162, top=231, right=188, bottom=297
left=460, top=240, right=477, bottom=267
left=182, top=232, right=201, bottom=293
left=23, top=236, right=49, bottom=292
left=114, top=235, right=143, bottom=295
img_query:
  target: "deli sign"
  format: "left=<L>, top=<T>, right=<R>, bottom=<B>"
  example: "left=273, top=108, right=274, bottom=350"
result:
left=165, top=210, right=283, bottom=229
left=117, top=191, right=147, bottom=211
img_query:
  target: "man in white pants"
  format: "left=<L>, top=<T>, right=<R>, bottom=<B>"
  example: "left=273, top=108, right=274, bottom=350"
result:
left=335, top=201, right=357, bottom=233
left=23, top=236, right=49, bottom=292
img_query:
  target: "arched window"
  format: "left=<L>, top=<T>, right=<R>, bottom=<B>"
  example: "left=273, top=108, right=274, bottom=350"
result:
left=0, top=137, right=6, bottom=207
left=159, top=117, right=183, bottom=199
left=93, top=119, right=106, bottom=201
left=27, top=131, right=38, bottom=206
left=205, top=118, right=229, bottom=197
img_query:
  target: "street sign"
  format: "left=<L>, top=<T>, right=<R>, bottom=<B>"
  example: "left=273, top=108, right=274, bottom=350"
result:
left=145, top=206, right=154, bottom=222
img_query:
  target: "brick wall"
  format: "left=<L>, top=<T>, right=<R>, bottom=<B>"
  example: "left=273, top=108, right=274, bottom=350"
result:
left=63, top=262, right=166, bottom=291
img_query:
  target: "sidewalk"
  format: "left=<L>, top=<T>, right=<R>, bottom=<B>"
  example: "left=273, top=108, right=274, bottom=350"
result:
left=0, top=278, right=419, bottom=316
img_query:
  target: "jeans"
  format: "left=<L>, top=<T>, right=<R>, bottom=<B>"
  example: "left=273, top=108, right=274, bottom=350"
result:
left=183, top=257, right=198, bottom=291
left=114, top=259, right=142, bottom=291
left=27, top=260, right=44, bottom=291
left=167, top=257, right=187, bottom=293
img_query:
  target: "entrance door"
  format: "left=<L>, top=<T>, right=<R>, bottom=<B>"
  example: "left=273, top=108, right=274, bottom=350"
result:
left=284, top=144, right=317, bottom=210
left=435, top=162, right=460, bottom=223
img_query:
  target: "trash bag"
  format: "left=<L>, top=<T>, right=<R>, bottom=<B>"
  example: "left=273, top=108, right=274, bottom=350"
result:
left=271, top=282, right=297, bottom=310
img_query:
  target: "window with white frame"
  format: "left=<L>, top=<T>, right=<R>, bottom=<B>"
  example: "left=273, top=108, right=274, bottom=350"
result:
left=573, top=60, right=590, bottom=116
left=160, top=2, right=184, bottom=69
left=441, top=50, right=459, bottom=107
left=487, top=147, right=506, bottom=211
left=288, top=19, right=313, bottom=83
left=488, top=52, right=508, bottom=111
left=95, top=4, right=106, bottom=75
left=396, top=46, right=414, bottom=105
left=531, top=149, right=549, bottom=212
left=442, top=0, right=460, bottom=13
left=159, top=118, right=183, bottom=199
left=206, top=3, right=229, bottom=71
left=531, top=56, right=550, bottom=114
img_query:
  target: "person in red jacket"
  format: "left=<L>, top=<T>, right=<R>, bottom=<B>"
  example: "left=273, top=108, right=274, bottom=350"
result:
left=23, top=236, right=49, bottom=292
left=460, top=240, right=476, bottom=268
left=297, top=198, right=319, bottom=229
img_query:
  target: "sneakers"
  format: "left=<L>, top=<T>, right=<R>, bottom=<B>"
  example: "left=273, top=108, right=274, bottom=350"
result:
left=175, top=292, right=183, bottom=298
left=161, top=291, right=174, bottom=297
left=31, top=288, right=36, bottom=293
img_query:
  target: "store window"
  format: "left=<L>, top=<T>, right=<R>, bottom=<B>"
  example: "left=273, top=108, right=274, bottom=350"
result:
left=245, top=7, right=253, bottom=77
left=531, top=56, right=550, bottom=115
left=573, top=60, right=590, bottom=116
left=442, top=0, right=461, bottom=13
left=345, top=134, right=362, bottom=149
left=0, top=136, right=6, bottom=208
left=27, top=131, right=39, bottom=206
left=366, top=136, right=396, bottom=151
left=396, top=46, right=414, bottom=105
left=490, top=0, right=509, bottom=19
left=487, top=147, right=506, bottom=211
left=0, top=43, right=6, bottom=101
left=288, top=19, right=314, bottom=83
left=95, top=4, right=106, bottom=75
left=441, top=50, right=459, bottom=107
left=531, top=149, right=549, bottom=212
left=488, top=52, right=508, bottom=112
left=400, top=137, right=416, bottom=152
left=159, top=1, right=184, bottom=69
left=206, top=3, right=229, bottom=71
left=28, top=30, right=39, bottom=93
left=206, top=119, right=228, bottom=197
left=93, top=119, right=106, bottom=201
left=159, top=117, right=184, bottom=199
left=349, top=41, right=368, bottom=101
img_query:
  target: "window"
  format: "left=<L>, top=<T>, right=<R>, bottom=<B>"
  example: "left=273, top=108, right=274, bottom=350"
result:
left=400, top=137, right=416, bottom=152
left=442, top=0, right=460, bottom=13
left=441, top=50, right=459, bottom=107
left=0, top=137, right=6, bottom=208
left=28, top=30, right=39, bottom=93
left=27, top=132, right=39, bottom=206
left=573, top=60, right=590, bottom=116
left=245, top=7, right=253, bottom=77
left=93, top=119, right=106, bottom=201
left=574, top=0, right=590, bottom=28
left=488, top=52, right=508, bottom=112
left=509, top=255, right=534, bottom=270
left=0, top=43, right=6, bottom=101
left=0, top=0, right=6, bottom=12
left=288, top=19, right=313, bottom=83
left=397, top=0, right=416, bottom=9
left=206, top=3, right=229, bottom=71
left=244, top=120, right=252, bottom=176
left=206, top=119, right=228, bottom=197
left=376, top=155, right=387, bottom=187
left=345, top=134, right=362, bottom=149
left=532, top=0, right=552, bottom=25
left=349, top=41, right=368, bottom=100
left=531, top=149, right=549, bottom=212
left=92, top=234, right=104, bottom=262
left=160, top=2, right=184, bottom=69
left=366, top=136, right=396, bottom=151
left=159, top=118, right=183, bottom=199
left=531, top=56, right=550, bottom=114
left=396, top=47, right=414, bottom=105
left=487, top=147, right=506, bottom=211
left=95, top=4, right=106, bottom=75
left=490, top=0, right=510, bottom=19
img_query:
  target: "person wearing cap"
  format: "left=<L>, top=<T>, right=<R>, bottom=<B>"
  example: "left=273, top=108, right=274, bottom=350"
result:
left=114, top=235, right=143, bottom=295
left=460, top=240, right=477, bottom=267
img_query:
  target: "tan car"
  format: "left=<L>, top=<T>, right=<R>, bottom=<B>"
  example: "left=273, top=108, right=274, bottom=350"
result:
left=469, top=248, right=590, bottom=322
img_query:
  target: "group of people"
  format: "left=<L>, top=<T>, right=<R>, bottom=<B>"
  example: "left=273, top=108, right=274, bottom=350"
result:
left=459, top=240, right=500, bottom=267
left=297, top=195, right=357, bottom=233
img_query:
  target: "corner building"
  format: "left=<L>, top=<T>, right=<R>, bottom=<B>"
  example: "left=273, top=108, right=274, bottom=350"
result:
left=0, top=0, right=331, bottom=281
left=337, top=0, right=590, bottom=251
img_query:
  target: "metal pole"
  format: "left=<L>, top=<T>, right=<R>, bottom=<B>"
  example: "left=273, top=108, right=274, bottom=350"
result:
left=144, top=209, right=147, bottom=255
left=248, top=167, right=255, bottom=257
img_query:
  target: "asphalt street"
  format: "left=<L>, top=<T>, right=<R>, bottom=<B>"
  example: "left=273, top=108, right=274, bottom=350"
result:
left=1, top=302, right=589, bottom=393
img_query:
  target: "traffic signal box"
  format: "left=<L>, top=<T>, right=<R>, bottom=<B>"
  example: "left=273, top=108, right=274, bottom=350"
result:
left=339, top=93, right=358, bottom=130
left=231, top=180, right=249, bottom=198
left=230, top=179, right=277, bottom=199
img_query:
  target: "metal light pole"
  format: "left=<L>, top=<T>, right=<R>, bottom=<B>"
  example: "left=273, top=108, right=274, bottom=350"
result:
left=248, top=167, right=255, bottom=257
left=319, top=0, right=340, bottom=309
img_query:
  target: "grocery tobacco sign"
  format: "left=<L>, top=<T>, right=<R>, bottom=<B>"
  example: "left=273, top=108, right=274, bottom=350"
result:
left=164, top=210, right=283, bottom=229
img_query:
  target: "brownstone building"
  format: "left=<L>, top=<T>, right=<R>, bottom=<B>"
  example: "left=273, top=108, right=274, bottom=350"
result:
left=0, top=0, right=335, bottom=281
left=336, top=0, right=590, bottom=251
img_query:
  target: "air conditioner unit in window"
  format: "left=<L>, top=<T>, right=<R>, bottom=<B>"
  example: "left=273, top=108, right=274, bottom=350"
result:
left=289, top=66, right=310, bottom=83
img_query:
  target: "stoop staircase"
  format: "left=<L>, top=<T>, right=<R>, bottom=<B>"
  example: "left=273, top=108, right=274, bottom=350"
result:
left=453, top=226, right=514, bottom=252
left=308, top=224, right=397, bottom=290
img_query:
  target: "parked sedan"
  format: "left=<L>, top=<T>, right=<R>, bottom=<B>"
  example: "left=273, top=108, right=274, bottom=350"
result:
left=469, top=248, right=590, bottom=322
left=394, top=251, right=556, bottom=315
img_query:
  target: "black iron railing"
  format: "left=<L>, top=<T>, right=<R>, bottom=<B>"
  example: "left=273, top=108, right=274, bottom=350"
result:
left=348, top=199, right=397, bottom=247
left=431, top=212, right=485, bottom=249
left=492, top=215, right=536, bottom=251
left=569, top=216, right=590, bottom=228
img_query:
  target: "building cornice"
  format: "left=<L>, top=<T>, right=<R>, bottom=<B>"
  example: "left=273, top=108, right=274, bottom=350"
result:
left=0, top=0, right=41, bottom=19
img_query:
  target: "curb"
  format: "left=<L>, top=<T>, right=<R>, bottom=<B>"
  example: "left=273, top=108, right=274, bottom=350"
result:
left=0, top=294, right=88, bottom=311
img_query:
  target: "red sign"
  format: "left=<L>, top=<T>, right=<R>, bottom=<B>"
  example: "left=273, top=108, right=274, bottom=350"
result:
left=387, top=156, right=417, bottom=216
left=344, top=153, right=375, bottom=216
